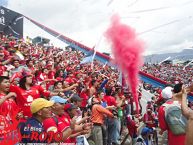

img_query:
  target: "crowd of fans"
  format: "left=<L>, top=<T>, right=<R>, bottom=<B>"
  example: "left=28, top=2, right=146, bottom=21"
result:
left=0, top=34, right=192, bottom=145
left=141, top=64, right=193, bottom=87
left=0, top=34, right=137, bottom=145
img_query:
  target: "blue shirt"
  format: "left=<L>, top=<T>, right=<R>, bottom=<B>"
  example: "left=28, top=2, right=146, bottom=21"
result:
left=20, top=117, right=44, bottom=143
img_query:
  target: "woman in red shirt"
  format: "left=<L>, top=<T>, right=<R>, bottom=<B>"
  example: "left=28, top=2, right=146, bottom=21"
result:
left=10, top=74, right=58, bottom=118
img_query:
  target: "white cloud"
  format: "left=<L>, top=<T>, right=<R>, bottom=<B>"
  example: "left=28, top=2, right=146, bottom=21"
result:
left=6, top=0, right=193, bottom=55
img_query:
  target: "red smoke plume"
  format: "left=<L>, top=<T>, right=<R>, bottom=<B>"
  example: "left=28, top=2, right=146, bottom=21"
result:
left=106, top=15, right=144, bottom=113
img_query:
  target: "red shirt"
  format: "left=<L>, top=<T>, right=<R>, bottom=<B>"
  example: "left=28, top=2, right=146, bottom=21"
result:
left=47, top=71, right=56, bottom=89
left=60, top=112, right=76, bottom=143
left=0, top=94, right=18, bottom=119
left=158, top=100, right=185, bottom=145
left=103, top=95, right=117, bottom=107
left=28, top=66, right=35, bottom=73
left=10, top=85, right=50, bottom=117
left=37, top=73, right=48, bottom=82
left=43, top=113, right=75, bottom=143
left=0, top=94, right=19, bottom=136
left=56, top=77, right=63, bottom=81
left=156, top=94, right=164, bottom=105
left=48, top=71, right=55, bottom=79
left=80, top=92, right=88, bottom=108
left=143, top=112, right=156, bottom=128
left=43, top=115, right=70, bottom=133
left=9, top=41, right=15, bottom=48
left=65, top=77, right=74, bottom=84
left=127, top=118, right=138, bottom=137
left=0, top=64, right=7, bottom=76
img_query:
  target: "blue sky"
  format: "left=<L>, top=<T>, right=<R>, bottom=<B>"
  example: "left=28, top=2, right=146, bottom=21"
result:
left=0, top=0, right=8, bottom=7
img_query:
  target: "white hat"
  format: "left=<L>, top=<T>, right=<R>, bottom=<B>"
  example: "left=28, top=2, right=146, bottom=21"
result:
left=161, top=86, right=173, bottom=99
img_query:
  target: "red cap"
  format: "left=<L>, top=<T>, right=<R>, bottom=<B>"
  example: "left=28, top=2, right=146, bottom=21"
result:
left=46, top=64, right=52, bottom=68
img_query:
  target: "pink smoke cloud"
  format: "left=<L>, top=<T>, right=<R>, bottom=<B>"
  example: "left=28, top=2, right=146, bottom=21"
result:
left=105, top=15, right=145, bottom=113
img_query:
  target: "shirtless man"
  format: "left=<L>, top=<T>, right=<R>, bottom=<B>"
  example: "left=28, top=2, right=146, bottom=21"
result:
left=181, top=85, right=193, bottom=145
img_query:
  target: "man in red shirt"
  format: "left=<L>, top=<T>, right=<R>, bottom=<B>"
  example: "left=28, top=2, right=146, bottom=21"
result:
left=126, top=115, right=139, bottom=144
left=0, top=76, right=23, bottom=144
left=158, top=84, right=186, bottom=145
left=143, top=107, right=157, bottom=128
left=43, top=96, right=90, bottom=143
left=26, top=59, right=35, bottom=74
left=0, top=49, right=13, bottom=76
left=103, top=88, right=121, bottom=145
left=181, top=84, right=193, bottom=145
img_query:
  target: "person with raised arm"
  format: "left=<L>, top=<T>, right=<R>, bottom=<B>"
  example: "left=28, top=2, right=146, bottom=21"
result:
left=181, top=84, right=193, bottom=145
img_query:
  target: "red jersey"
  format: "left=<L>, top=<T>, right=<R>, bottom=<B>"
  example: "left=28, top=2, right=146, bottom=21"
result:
left=28, top=66, right=35, bottom=73
left=43, top=113, right=75, bottom=143
left=80, top=92, right=88, bottom=108
left=0, top=94, right=19, bottom=136
left=60, top=112, right=76, bottom=143
left=0, top=63, right=7, bottom=76
left=47, top=71, right=56, bottom=89
left=143, top=112, right=156, bottom=128
left=48, top=71, right=55, bottom=79
left=10, top=85, right=50, bottom=117
left=0, top=94, right=18, bottom=119
left=158, top=100, right=185, bottom=145
left=65, top=77, right=74, bottom=84
left=43, top=115, right=70, bottom=134
left=56, top=77, right=63, bottom=81
left=37, top=73, right=48, bottom=82
left=103, top=95, right=117, bottom=107
left=127, top=118, right=138, bottom=138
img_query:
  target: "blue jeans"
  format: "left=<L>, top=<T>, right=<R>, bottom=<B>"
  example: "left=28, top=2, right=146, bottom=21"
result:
left=107, top=118, right=121, bottom=145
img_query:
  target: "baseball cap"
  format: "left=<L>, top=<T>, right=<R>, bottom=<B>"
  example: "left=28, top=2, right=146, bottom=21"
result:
left=127, top=115, right=132, bottom=121
left=31, top=98, right=54, bottom=114
left=64, top=103, right=77, bottom=111
left=50, top=96, right=67, bottom=104
left=71, top=94, right=83, bottom=102
left=141, top=127, right=152, bottom=135
left=46, top=63, right=52, bottom=68
left=161, top=86, right=173, bottom=100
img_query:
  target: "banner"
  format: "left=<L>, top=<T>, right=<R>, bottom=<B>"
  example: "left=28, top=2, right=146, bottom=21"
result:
left=0, top=6, right=23, bottom=38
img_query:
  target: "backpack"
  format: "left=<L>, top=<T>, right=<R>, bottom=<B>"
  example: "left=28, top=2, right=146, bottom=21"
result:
left=163, top=102, right=187, bottom=135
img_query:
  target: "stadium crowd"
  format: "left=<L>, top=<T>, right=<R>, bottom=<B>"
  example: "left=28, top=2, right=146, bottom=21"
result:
left=0, top=34, right=192, bottom=145
left=141, top=64, right=193, bottom=86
